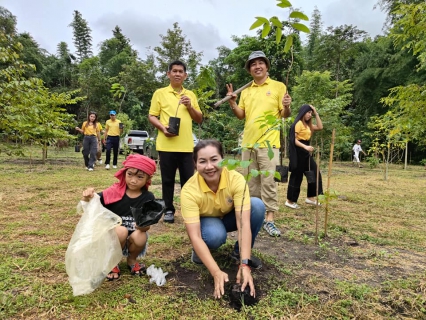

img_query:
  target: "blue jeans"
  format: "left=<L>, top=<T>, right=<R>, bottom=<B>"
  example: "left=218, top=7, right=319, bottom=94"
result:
left=199, top=197, right=265, bottom=254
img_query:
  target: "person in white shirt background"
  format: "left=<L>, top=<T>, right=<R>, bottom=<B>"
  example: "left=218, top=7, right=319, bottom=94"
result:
left=353, top=139, right=366, bottom=168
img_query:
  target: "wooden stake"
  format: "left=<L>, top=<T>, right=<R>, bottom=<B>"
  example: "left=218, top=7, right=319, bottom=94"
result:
left=324, top=129, right=335, bottom=236
left=315, top=145, right=320, bottom=244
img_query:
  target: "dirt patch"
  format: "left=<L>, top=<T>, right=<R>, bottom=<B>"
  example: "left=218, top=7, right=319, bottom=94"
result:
left=166, top=229, right=426, bottom=306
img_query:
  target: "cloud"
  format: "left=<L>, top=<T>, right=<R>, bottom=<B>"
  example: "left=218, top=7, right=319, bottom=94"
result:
left=94, top=10, right=233, bottom=64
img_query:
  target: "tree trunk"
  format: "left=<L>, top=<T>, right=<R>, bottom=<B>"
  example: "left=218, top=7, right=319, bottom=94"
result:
left=42, top=143, right=47, bottom=163
left=404, top=141, right=408, bottom=170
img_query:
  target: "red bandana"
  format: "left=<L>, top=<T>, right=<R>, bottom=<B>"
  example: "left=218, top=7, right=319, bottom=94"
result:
left=102, top=154, right=156, bottom=205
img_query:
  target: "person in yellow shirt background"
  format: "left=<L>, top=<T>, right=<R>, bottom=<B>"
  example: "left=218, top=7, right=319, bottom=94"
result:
left=149, top=60, right=203, bottom=223
left=103, top=110, right=123, bottom=170
left=75, top=111, right=102, bottom=171
left=286, top=104, right=323, bottom=209
left=226, top=51, right=292, bottom=237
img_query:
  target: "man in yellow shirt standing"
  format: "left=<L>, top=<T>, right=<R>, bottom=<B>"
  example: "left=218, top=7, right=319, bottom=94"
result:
left=149, top=60, right=203, bottom=223
left=226, top=51, right=292, bottom=237
left=103, top=110, right=123, bottom=170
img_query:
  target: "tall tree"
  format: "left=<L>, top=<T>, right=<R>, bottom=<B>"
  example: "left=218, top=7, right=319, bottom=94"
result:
left=15, top=32, right=47, bottom=77
left=69, top=10, right=93, bottom=62
left=0, top=6, right=16, bottom=35
left=153, top=22, right=202, bottom=86
left=98, top=25, right=137, bottom=77
left=313, top=25, right=368, bottom=85
left=305, top=7, right=323, bottom=71
left=0, top=32, right=82, bottom=159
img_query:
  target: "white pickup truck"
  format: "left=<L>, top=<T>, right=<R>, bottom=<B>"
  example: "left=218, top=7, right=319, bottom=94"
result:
left=120, top=130, right=150, bottom=154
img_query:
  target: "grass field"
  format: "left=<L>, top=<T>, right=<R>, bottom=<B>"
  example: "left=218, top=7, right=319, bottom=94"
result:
left=0, top=146, right=425, bottom=319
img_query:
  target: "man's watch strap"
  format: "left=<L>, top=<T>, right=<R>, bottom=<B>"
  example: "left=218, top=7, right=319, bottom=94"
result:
left=241, top=259, right=253, bottom=267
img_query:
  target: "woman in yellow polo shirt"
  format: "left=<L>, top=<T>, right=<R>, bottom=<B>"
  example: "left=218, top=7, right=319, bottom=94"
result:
left=180, top=140, right=264, bottom=299
left=75, top=111, right=102, bottom=171
left=286, top=104, right=323, bottom=209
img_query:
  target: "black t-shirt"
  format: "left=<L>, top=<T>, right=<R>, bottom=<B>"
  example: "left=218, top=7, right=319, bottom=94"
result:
left=99, top=191, right=155, bottom=231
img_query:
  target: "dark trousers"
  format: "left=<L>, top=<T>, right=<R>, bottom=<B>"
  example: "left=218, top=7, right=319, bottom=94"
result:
left=105, top=136, right=120, bottom=165
left=287, top=145, right=323, bottom=203
left=159, top=151, right=195, bottom=213
left=82, top=135, right=98, bottom=169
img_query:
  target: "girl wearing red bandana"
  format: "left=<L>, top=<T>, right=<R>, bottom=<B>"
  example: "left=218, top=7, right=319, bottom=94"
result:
left=81, top=154, right=157, bottom=281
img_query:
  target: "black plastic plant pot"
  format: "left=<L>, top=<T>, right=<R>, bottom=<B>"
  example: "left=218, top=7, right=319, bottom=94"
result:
left=74, top=145, right=80, bottom=152
left=229, top=283, right=258, bottom=311
left=130, top=199, right=165, bottom=227
left=274, top=165, right=289, bottom=183
left=167, top=117, right=181, bottom=135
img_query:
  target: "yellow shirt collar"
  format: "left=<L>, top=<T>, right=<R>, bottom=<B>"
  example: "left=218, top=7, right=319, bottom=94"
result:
left=251, top=76, right=271, bottom=87
left=167, top=84, right=187, bottom=95
left=198, top=168, right=229, bottom=193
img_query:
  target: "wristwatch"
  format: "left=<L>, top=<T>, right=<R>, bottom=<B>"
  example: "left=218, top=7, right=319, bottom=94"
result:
left=241, top=259, right=253, bottom=267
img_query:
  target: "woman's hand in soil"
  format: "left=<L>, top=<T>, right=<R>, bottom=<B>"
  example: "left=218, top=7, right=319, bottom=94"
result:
left=236, top=266, right=255, bottom=297
left=82, top=188, right=95, bottom=201
left=212, top=269, right=229, bottom=299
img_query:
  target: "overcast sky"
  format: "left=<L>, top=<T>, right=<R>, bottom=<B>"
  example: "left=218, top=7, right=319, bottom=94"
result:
left=2, top=0, right=386, bottom=64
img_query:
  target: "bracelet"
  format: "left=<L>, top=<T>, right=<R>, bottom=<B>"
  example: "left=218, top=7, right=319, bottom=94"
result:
left=283, top=104, right=290, bottom=108
left=239, top=264, right=251, bottom=270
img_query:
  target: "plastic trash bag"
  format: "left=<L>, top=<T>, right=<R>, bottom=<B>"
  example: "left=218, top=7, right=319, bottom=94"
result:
left=65, top=193, right=123, bottom=296
left=130, top=199, right=165, bottom=227
left=146, top=264, right=168, bottom=286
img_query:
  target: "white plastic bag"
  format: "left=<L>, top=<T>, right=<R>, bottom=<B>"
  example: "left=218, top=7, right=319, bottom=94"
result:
left=65, top=193, right=123, bottom=296
left=146, top=264, right=168, bottom=286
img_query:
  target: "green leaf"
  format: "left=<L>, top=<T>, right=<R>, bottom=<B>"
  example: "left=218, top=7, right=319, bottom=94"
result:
left=275, top=28, right=283, bottom=44
left=274, top=171, right=281, bottom=180
left=291, top=22, right=310, bottom=33
left=250, top=169, right=260, bottom=177
left=264, top=141, right=274, bottom=160
left=240, top=160, right=252, bottom=168
left=270, top=17, right=283, bottom=28
left=261, top=23, right=271, bottom=38
left=276, top=0, right=292, bottom=9
left=283, top=35, right=293, bottom=53
left=289, top=11, right=309, bottom=21
left=249, top=17, right=268, bottom=30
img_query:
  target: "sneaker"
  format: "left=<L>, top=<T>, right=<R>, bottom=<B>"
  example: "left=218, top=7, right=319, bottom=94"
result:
left=105, top=164, right=110, bottom=170
left=113, top=165, right=117, bottom=169
left=305, top=198, right=321, bottom=206
left=98, top=159, right=103, bottom=165
left=191, top=250, right=203, bottom=265
left=263, top=220, right=281, bottom=237
left=163, top=211, right=174, bottom=223
left=230, top=251, right=262, bottom=269
left=88, top=168, right=94, bottom=172
left=285, top=200, right=300, bottom=209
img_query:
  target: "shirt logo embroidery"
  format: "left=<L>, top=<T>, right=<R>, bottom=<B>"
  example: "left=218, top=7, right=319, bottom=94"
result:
left=266, top=90, right=271, bottom=96
left=227, top=197, right=233, bottom=204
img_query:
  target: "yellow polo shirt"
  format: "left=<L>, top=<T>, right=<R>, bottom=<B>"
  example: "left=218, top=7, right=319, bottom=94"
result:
left=149, top=85, right=201, bottom=152
left=82, top=122, right=102, bottom=136
left=105, top=119, right=121, bottom=137
left=295, top=121, right=311, bottom=141
left=180, top=168, right=250, bottom=224
left=239, top=77, right=287, bottom=148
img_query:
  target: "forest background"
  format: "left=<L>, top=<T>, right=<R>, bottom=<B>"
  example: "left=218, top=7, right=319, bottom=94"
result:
left=1, top=0, right=426, bottom=166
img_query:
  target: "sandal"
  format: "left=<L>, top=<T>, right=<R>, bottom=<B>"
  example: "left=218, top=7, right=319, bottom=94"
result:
left=128, top=262, right=146, bottom=276
left=107, top=265, right=120, bottom=281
